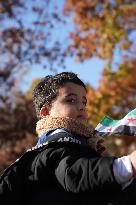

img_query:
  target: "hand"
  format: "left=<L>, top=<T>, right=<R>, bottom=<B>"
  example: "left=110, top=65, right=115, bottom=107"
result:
left=96, top=138, right=106, bottom=154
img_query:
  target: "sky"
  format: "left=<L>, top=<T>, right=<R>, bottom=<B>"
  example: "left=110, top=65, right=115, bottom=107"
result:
left=21, top=57, right=106, bottom=92
left=0, top=0, right=107, bottom=93
left=2, top=0, right=136, bottom=94
left=20, top=0, right=107, bottom=92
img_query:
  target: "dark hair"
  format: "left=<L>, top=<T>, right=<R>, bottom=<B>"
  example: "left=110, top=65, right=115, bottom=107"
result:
left=32, top=72, right=86, bottom=119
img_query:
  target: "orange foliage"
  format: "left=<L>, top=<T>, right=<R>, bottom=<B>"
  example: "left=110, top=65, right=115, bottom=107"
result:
left=87, top=59, right=136, bottom=157
left=1, top=0, right=136, bottom=172
left=0, top=136, right=36, bottom=175
left=0, top=96, right=37, bottom=174
left=64, top=0, right=136, bottom=61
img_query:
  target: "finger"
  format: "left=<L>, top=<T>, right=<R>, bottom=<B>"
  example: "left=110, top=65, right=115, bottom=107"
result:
left=97, top=139, right=105, bottom=144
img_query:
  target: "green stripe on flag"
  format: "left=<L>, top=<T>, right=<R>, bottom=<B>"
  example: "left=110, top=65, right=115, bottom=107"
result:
left=126, top=108, right=136, bottom=117
left=100, top=116, right=120, bottom=127
left=100, top=108, right=136, bottom=127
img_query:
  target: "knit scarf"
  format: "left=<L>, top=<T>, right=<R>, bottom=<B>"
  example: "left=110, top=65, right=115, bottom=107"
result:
left=36, top=116, right=97, bottom=149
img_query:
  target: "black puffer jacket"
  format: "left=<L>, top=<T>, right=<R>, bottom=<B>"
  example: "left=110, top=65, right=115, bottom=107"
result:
left=0, top=132, right=135, bottom=205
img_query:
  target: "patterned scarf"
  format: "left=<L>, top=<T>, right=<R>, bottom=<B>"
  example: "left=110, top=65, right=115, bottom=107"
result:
left=36, top=116, right=97, bottom=149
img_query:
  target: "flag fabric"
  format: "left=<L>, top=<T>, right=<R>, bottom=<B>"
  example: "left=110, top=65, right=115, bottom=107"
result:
left=94, top=108, right=136, bottom=137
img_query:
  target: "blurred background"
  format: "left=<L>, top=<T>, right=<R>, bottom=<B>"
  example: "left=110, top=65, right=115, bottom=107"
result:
left=1, top=0, right=136, bottom=175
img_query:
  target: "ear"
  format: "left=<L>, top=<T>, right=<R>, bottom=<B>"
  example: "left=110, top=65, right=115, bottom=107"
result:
left=40, top=106, right=49, bottom=118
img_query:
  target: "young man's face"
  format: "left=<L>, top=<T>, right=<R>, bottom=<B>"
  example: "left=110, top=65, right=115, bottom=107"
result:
left=48, top=82, right=87, bottom=122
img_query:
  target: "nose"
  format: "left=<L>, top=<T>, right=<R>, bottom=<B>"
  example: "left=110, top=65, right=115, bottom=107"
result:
left=79, top=107, right=84, bottom=111
left=78, top=103, right=87, bottom=119
left=78, top=103, right=85, bottom=111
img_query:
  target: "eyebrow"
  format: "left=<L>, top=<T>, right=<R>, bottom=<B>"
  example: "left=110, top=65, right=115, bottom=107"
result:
left=65, top=93, right=87, bottom=101
left=65, top=93, right=77, bottom=97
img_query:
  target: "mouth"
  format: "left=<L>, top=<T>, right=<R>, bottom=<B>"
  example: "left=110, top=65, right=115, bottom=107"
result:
left=77, top=115, right=86, bottom=120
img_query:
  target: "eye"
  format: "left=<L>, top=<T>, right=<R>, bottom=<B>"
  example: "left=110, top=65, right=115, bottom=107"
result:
left=66, top=98, right=76, bottom=103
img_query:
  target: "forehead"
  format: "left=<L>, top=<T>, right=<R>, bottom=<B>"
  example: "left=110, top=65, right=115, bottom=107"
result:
left=58, top=82, right=87, bottom=96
